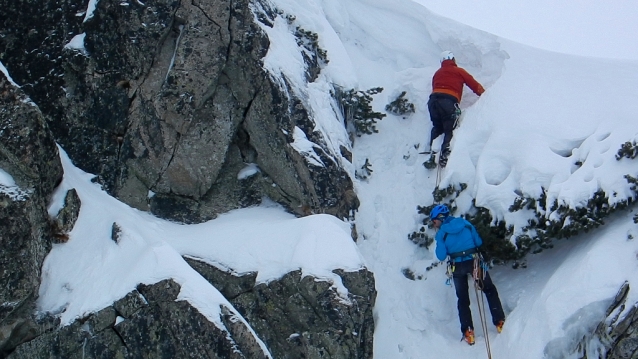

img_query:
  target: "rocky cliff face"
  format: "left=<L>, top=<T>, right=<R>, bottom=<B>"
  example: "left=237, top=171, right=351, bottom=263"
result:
left=0, top=67, right=376, bottom=358
left=187, top=259, right=376, bottom=359
left=8, top=280, right=272, bottom=359
left=1, top=0, right=371, bottom=357
left=7, top=268, right=375, bottom=359
left=1, top=0, right=357, bottom=224
left=578, top=282, right=638, bottom=359
left=0, top=73, right=63, bottom=357
left=547, top=281, right=638, bottom=359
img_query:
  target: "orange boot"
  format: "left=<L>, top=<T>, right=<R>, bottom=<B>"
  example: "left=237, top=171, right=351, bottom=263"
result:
left=496, top=320, right=505, bottom=333
left=463, top=329, right=475, bottom=345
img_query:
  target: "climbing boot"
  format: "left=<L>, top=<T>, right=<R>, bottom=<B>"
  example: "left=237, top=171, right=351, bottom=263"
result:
left=496, top=320, right=505, bottom=333
left=423, top=154, right=437, bottom=169
left=463, top=329, right=475, bottom=345
left=439, top=149, right=451, bottom=168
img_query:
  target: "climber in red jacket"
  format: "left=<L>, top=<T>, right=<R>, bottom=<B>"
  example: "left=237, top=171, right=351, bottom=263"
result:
left=428, top=51, right=485, bottom=167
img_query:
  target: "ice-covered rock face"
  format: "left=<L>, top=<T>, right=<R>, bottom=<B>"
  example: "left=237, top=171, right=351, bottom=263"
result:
left=544, top=282, right=638, bottom=359
left=1, top=0, right=357, bottom=224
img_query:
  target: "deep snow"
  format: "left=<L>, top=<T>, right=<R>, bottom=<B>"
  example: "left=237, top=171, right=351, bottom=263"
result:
left=2, top=0, right=638, bottom=358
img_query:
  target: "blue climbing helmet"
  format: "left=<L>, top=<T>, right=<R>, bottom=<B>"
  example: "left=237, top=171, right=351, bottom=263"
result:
left=429, top=204, right=450, bottom=220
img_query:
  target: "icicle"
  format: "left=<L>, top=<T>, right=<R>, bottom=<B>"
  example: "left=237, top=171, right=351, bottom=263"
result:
left=165, top=25, right=184, bottom=84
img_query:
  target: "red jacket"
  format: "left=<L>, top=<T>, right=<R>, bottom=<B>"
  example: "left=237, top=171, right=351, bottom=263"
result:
left=432, top=59, right=484, bottom=102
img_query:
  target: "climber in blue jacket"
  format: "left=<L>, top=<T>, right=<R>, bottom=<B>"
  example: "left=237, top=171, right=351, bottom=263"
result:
left=431, top=204, right=506, bottom=345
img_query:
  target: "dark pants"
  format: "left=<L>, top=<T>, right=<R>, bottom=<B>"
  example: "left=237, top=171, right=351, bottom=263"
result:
left=452, top=260, right=505, bottom=334
left=427, top=93, right=458, bottom=154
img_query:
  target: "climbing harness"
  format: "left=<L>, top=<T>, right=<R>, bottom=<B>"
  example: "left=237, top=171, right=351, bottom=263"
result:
left=452, top=103, right=462, bottom=128
left=445, top=261, right=454, bottom=286
left=472, top=253, right=487, bottom=282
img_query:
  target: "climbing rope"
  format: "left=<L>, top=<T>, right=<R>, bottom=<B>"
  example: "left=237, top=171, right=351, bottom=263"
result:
left=473, top=256, right=493, bottom=359
left=434, top=159, right=443, bottom=202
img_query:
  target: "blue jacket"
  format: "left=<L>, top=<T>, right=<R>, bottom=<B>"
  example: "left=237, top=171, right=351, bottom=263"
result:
left=435, top=216, right=482, bottom=262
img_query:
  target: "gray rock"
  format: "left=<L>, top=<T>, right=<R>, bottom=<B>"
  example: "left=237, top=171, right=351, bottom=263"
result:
left=0, top=71, right=63, bottom=357
left=1, top=0, right=357, bottom=224
left=604, top=290, right=638, bottom=359
left=51, top=188, right=81, bottom=241
left=1, top=0, right=370, bottom=357
left=221, top=306, right=270, bottom=359
left=0, top=74, right=63, bottom=198
left=0, top=0, right=84, bottom=125
left=185, top=257, right=258, bottom=300
left=112, top=290, right=148, bottom=320
left=9, top=280, right=271, bottom=359
left=110, top=223, right=122, bottom=244
left=569, top=282, right=638, bottom=359
left=189, top=259, right=376, bottom=359
left=0, top=318, right=38, bottom=358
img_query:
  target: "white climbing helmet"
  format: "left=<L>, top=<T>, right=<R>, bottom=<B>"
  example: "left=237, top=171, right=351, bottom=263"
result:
left=440, top=50, right=455, bottom=63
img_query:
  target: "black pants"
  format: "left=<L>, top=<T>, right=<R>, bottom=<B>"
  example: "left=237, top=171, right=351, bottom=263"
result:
left=452, top=260, right=505, bottom=334
left=427, top=93, right=457, bottom=154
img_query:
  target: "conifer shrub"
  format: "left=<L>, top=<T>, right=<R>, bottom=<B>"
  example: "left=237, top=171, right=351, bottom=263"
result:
left=294, top=27, right=329, bottom=65
left=614, top=139, right=638, bottom=224
left=334, top=86, right=386, bottom=137
left=408, top=183, right=529, bottom=265
left=385, top=91, right=415, bottom=117
left=510, top=187, right=635, bottom=244
left=506, top=177, right=637, bottom=258
left=285, top=14, right=328, bottom=82
left=408, top=182, right=520, bottom=264
left=407, top=225, right=433, bottom=249
left=626, top=174, right=638, bottom=193
left=463, top=206, right=518, bottom=264
left=355, top=158, right=373, bottom=180
left=425, top=261, right=443, bottom=272
left=616, top=140, right=638, bottom=160
left=402, top=268, right=422, bottom=280
left=408, top=185, right=462, bottom=252
left=408, top=176, right=638, bottom=266
left=409, top=140, right=638, bottom=266
left=432, top=183, right=467, bottom=203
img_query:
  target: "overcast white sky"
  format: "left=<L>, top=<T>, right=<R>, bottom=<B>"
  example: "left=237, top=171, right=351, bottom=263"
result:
left=415, top=0, right=638, bottom=60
